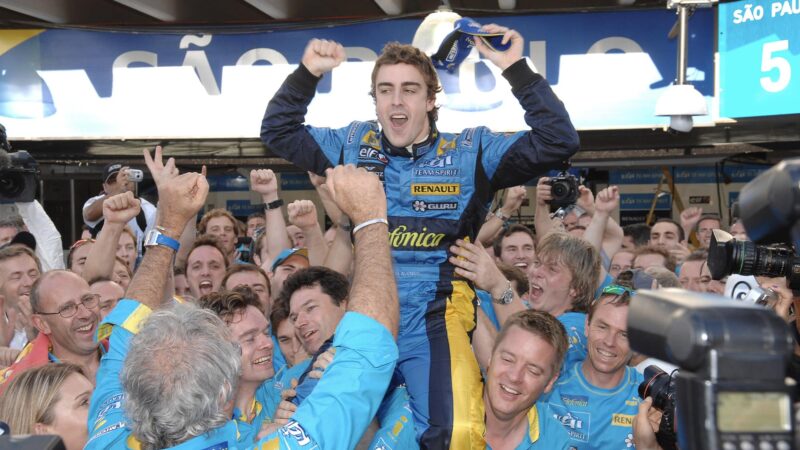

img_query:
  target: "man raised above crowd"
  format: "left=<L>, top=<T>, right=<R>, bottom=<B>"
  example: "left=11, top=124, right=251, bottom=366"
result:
left=261, top=22, right=579, bottom=449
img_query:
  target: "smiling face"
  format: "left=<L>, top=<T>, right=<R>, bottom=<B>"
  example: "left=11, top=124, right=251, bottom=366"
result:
left=374, top=63, right=435, bottom=149
left=0, top=253, right=40, bottom=309
left=583, top=298, right=631, bottom=388
left=484, top=325, right=559, bottom=423
left=187, top=245, right=226, bottom=298
left=499, top=232, right=536, bottom=271
left=289, top=285, right=346, bottom=354
left=229, top=305, right=274, bottom=384
left=33, top=272, right=99, bottom=360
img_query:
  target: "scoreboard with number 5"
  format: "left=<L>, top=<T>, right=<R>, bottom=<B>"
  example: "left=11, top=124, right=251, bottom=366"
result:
left=719, top=0, right=799, bottom=118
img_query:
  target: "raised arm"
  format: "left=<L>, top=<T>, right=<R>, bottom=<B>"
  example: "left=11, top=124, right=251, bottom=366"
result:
left=326, top=165, right=397, bottom=337
left=476, top=186, right=526, bottom=246
left=260, top=39, right=347, bottom=175
left=125, top=148, right=208, bottom=310
left=250, top=169, right=292, bottom=256
left=82, top=192, right=140, bottom=284
left=287, top=200, right=326, bottom=265
left=474, top=24, right=579, bottom=190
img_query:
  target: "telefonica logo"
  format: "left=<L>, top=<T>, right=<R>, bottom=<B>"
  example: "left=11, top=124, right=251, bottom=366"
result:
left=411, top=184, right=460, bottom=196
left=389, top=225, right=446, bottom=249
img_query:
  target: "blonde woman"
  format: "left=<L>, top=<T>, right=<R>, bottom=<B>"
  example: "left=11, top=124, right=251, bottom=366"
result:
left=0, top=363, right=93, bottom=450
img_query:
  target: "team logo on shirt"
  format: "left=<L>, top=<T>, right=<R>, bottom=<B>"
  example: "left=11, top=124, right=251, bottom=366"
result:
left=611, top=413, right=634, bottom=427
left=412, top=201, right=458, bottom=212
left=358, top=147, right=389, bottom=164
left=282, top=420, right=313, bottom=445
left=411, top=183, right=460, bottom=196
left=551, top=406, right=590, bottom=442
left=561, top=394, right=588, bottom=407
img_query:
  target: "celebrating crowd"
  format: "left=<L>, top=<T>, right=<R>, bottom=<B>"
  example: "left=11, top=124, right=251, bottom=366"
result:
left=0, top=21, right=796, bottom=450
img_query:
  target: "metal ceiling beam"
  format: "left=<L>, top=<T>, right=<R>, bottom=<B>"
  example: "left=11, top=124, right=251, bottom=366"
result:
left=0, top=0, right=69, bottom=23
left=373, top=0, right=403, bottom=15
left=240, top=0, right=290, bottom=19
left=112, top=0, right=178, bottom=21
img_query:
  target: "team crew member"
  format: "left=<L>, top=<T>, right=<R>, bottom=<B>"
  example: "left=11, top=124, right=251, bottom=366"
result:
left=261, top=24, right=579, bottom=449
left=544, top=278, right=644, bottom=449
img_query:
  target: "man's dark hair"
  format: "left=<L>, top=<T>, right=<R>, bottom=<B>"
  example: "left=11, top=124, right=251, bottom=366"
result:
left=653, top=218, right=685, bottom=242
left=370, top=42, right=442, bottom=122
left=622, top=223, right=651, bottom=247
left=492, top=224, right=535, bottom=257
left=277, top=266, right=350, bottom=308
left=196, top=289, right=260, bottom=326
left=186, top=235, right=229, bottom=269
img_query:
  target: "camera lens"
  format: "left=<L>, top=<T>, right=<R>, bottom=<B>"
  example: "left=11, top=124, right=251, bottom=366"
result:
left=639, top=365, right=674, bottom=411
left=552, top=182, right=568, bottom=198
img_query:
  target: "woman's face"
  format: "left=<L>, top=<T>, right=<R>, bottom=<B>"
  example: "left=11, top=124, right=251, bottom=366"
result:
left=35, top=372, right=93, bottom=450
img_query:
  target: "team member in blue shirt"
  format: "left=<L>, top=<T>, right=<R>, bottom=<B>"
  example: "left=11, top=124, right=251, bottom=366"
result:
left=480, top=309, right=575, bottom=449
left=197, top=289, right=282, bottom=442
left=86, top=150, right=401, bottom=449
left=261, top=23, right=579, bottom=449
left=544, top=279, right=644, bottom=450
left=527, top=232, right=600, bottom=367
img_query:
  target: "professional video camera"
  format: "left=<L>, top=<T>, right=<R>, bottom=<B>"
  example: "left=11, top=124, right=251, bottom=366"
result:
left=629, top=289, right=796, bottom=450
left=707, top=158, right=800, bottom=290
left=546, top=172, right=580, bottom=208
left=0, top=124, right=39, bottom=203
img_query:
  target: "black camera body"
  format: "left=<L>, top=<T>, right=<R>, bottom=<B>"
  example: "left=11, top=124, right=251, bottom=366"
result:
left=0, top=124, right=39, bottom=203
left=629, top=289, right=796, bottom=450
left=236, top=236, right=254, bottom=264
left=0, top=150, right=39, bottom=203
left=639, top=365, right=679, bottom=450
left=546, top=173, right=579, bottom=209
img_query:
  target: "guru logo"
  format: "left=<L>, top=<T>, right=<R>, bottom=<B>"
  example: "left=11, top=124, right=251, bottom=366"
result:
left=411, top=183, right=460, bottom=196
left=412, top=201, right=458, bottom=212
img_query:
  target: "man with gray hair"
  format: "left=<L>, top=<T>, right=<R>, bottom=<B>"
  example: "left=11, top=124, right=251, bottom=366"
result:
left=86, top=149, right=398, bottom=449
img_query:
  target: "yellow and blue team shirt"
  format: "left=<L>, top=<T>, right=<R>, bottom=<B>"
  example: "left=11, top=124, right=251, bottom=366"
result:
left=86, top=300, right=399, bottom=450
left=543, top=363, right=644, bottom=450
left=483, top=401, right=575, bottom=450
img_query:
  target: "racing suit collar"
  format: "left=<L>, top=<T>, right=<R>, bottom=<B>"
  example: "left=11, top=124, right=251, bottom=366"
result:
left=380, top=117, right=439, bottom=159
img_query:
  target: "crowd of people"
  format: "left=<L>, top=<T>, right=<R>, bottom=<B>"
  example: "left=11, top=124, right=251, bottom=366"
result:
left=0, top=21, right=797, bottom=450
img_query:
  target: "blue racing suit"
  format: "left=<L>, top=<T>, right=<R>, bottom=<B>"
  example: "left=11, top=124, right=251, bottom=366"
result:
left=261, top=58, right=579, bottom=450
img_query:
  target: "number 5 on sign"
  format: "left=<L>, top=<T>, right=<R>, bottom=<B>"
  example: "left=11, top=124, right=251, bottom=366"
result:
left=761, top=40, right=791, bottom=93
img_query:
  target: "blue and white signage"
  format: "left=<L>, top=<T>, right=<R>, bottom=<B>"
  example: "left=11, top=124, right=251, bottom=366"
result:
left=719, top=0, right=800, bottom=118
left=0, top=10, right=714, bottom=140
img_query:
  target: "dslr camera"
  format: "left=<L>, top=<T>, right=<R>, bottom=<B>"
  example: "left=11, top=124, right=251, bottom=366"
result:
left=546, top=172, right=579, bottom=208
left=629, top=289, right=796, bottom=450
left=0, top=124, right=39, bottom=203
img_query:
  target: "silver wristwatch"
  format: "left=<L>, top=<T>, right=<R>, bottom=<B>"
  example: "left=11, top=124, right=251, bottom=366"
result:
left=493, top=281, right=514, bottom=305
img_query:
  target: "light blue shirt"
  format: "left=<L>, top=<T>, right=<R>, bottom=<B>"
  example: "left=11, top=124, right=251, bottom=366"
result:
left=544, top=363, right=644, bottom=450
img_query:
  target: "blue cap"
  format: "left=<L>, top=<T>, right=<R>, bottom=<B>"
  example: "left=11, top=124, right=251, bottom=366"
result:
left=430, top=18, right=512, bottom=73
left=271, top=247, right=309, bottom=272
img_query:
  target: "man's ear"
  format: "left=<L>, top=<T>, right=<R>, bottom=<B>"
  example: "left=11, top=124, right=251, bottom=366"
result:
left=32, top=314, right=51, bottom=335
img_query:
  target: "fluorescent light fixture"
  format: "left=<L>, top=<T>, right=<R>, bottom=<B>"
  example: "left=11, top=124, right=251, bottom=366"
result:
left=498, top=0, right=516, bottom=9
left=655, top=84, right=707, bottom=132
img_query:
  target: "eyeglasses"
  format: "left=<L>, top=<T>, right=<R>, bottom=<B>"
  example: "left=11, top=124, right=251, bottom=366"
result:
left=36, top=294, right=100, bottom=318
